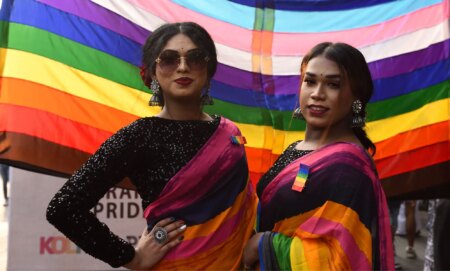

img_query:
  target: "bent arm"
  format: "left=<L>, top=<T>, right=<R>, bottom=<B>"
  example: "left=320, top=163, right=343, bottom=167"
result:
left=46, top=124, right=139, bottom=267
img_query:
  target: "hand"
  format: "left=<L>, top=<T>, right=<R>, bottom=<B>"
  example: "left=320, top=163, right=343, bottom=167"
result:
left=243, top=232, right=264, bottom=270
left=124, top=217, right=186, bottom=270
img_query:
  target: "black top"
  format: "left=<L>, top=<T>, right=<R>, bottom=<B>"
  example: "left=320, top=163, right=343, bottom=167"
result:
left=257, top=141, right=312, bottom=197
left=46, top=115, right=220, bottom=267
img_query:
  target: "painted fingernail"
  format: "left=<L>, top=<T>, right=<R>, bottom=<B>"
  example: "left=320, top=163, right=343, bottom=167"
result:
left=170, top=217, right=175, bottom=221
left=179, top=224, right=187, bottom=231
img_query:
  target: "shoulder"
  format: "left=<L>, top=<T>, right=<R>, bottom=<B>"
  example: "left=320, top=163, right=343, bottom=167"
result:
left=311, top=143, right=377, bottom=194
left=116, top=117, right=151, bottom=135
left=104, top=117, right=154, bottom=145
left=321, top=142, right=371, bottom=163
left=217, top=115, right=244, bottom=133
left=274, top=141, right=302, bottom=160
left=286, top=140, right=302, bottom=151
left=316, top=142, right=377, bottom=179
left=216, top=115, right=233, bottom=127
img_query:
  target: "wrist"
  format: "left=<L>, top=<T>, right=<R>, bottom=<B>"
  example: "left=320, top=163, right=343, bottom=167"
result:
left=123, top=248, right=141, bottom=270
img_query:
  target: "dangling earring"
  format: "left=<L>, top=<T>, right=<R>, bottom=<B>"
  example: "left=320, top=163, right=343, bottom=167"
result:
left=201, top=82, right=214, bottom=105
left=293, top=107, right=305, bottom=120
left=351, top=99, right=365, bottom=128
left=148, top=79, right=163, bottom=106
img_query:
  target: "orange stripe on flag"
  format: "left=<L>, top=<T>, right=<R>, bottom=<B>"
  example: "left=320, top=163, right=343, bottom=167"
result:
left=0, top=77, right=138, bottom=133
left=376, top=141, right=450, bottom=179
left=0, top=104, right=112, bottom=153
left=374, top=121, right=449, bottom=160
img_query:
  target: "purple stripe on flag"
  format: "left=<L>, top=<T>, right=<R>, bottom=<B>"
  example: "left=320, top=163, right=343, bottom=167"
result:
left=215, top=39, right=449, bottom=95
left=369, top=39, right=450, bottom=80
left=215, top=64, right=299, bottom=95
left=37, top=0, right=150, bottom=44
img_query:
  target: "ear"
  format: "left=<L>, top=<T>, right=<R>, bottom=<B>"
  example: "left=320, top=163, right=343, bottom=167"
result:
left=151, top=73, right=157, bottom=81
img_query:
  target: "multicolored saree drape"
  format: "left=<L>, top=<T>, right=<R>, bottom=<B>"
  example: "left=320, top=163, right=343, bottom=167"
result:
left=258, top=142, right=394, bottom=270
left=143, top=117, right=258, bottom=270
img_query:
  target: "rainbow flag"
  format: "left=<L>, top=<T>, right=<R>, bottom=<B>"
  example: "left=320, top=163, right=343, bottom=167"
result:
left=292, top=163, right=310, bottom=192
left=0, top=0, right=449, bottom=198
left=231, top=135, right=247, bottom=145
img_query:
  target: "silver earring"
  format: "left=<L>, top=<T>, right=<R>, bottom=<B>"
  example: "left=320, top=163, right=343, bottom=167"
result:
left=148, top=79, right=162, bottom=106
left=201, top=83, right=214, bottom=105
left=351, top=99, right=365, bottom=128
left=293, top=107, right=305, bottom=120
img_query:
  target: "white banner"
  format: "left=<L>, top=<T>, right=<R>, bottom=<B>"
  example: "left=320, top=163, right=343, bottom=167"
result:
left=7, top=168, right=145, bottom=270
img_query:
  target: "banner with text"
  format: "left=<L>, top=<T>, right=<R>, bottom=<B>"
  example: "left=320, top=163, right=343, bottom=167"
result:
left=8, top=168, right=145, bottom=270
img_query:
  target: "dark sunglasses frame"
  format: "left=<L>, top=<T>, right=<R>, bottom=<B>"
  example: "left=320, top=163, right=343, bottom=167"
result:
left=155, top=49, right=210, bottom=72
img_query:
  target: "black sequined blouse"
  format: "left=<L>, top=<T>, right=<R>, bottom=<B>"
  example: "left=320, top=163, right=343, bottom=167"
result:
left=256, top=141, right=312, bottom=198
left=46, top=115, right=220, bottom=268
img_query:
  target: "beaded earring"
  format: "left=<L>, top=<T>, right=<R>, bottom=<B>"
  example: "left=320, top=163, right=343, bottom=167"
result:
left=351, top=99, right=365, bottom=128
left=201, top=82, right=214, bottom=105
left=293, top=107, right=305, bottom=120
left=148, top=79, right=163, bottom=106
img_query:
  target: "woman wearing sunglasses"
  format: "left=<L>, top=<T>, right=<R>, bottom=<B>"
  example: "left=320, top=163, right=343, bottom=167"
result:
left=47, top=22, right=257, bottom=270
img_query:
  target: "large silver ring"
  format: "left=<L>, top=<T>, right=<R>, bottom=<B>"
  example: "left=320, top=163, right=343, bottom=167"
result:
left=153, top=226, right=168, bottom=244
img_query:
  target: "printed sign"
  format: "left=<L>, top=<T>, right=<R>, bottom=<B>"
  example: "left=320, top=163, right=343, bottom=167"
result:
left=8, top=168, right=145, bottom=270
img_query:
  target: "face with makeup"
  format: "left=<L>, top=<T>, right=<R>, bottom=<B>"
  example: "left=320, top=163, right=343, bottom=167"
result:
left=299, top=55, right=355, bottom=131
left=152, top=33, right=209, bottom=105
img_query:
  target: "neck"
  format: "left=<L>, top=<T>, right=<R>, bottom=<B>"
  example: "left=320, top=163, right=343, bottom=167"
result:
left=157, top=101, right=211, bottom=121
left=302, top=123, right=357, bottom=150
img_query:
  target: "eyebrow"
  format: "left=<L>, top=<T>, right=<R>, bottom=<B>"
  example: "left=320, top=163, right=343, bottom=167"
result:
left=305, top=72, right=341, bottom=79
left=161, top=48, right=201, bottom=54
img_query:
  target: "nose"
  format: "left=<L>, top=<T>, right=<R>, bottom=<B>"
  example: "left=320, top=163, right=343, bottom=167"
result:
left=310, top=83, right=325, bottom=100
left=177, top=56, right=189, bottom=72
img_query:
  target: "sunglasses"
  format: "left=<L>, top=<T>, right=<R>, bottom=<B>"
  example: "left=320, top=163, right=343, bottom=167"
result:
left=155, top=49, right=210, bottom=72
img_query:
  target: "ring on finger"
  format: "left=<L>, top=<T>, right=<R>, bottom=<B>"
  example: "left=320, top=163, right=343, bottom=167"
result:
left=153, top=226, right=168, bottom=244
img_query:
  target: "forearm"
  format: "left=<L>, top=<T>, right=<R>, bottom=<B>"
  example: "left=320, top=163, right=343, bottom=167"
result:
left=47, top=200, right=135, bottom=267
left=46, top=173, right=135, bottom=267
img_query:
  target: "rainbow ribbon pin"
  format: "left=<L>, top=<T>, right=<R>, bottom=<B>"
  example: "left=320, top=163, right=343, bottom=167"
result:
left=230, top=136, right=247, bottom=145
left=292, top=163, right=310, bottom=192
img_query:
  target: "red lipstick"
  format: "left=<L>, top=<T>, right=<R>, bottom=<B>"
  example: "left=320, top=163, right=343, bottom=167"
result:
left=175, top=77, right=193, bottom=86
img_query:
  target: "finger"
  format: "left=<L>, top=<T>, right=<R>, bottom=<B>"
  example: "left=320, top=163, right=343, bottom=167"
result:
left=148, top=217, right=176, bottom=235
left=161, top=235, right=184, bottom=251
left=151, top=218, right=184, bottom=235
left=156, top=217, right=177, bottom=228
left=166, top=224, right=186, bottom=240
left=164, top=221, right=186, bottom=234
left=142, top=225, right=150, bottom=236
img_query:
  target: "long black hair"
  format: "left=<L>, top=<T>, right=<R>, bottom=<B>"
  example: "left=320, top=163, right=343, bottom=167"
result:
left=300, top=42, right=376, bottom=155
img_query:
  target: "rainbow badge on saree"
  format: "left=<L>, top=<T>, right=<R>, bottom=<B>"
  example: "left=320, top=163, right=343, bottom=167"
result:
left=231, top=135, right=247, bottom=145
left=292, top=163, right=310, bottom=192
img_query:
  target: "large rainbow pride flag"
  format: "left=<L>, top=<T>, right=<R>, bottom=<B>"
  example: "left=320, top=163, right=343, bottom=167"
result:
left=1, top=0, right=449, bottom=198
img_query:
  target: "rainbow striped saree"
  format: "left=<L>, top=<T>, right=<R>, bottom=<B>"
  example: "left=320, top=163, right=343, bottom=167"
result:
left=258, top=142, right=394, bottom=270
left=143, top=117, right=258, bottom=270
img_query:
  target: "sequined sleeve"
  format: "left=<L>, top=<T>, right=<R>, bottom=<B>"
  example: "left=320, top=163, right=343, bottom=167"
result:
left=46, top=121, right=142, bottom=268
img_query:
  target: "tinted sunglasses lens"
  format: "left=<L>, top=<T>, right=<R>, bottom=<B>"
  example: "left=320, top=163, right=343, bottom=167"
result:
left=158, top=51, right=179, bottom=71
left=186, top=50, right=208, bottom=70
